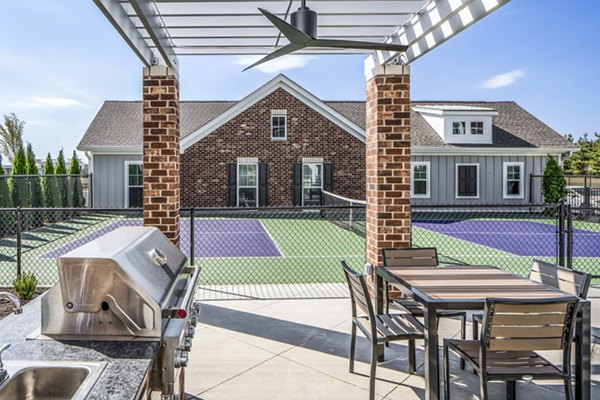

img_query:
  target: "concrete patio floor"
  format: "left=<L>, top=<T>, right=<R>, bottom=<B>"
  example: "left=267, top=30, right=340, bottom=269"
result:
left=187, top=289, right=600, bottom=400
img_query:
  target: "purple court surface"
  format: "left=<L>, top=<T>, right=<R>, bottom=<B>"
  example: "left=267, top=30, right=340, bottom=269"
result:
left=43, top=219, right=282, bottom=259
left=413, top=219, right=600, bottom=257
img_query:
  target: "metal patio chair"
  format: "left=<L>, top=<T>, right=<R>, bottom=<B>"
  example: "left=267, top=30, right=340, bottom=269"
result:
left=341, top=261, right=424, bottom=400
left=472, top=259, right=591, bottom=341
left=382, top=248, right=467, bottom=369
left=444, top=297, right=580, bottom=400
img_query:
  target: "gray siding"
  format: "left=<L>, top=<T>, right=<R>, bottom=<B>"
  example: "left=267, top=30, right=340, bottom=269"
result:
left=91, top=154, right=142, bottom=207
left=411, top=155, right=546, bottom=205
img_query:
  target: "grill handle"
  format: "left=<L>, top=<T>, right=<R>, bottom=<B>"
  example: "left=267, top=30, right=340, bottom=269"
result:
left=162, top=266, right=201, bottom=319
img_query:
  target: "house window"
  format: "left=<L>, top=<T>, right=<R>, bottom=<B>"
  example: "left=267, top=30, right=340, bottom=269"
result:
left=302, top=163, right=323, bottom=206
left=411, top=162, right=430, bottom=198
left=237, top=163, right=258, bottom=207
left=456, top=163, right=479, bottom=198
left=471, top=121, right=484, bottom=135
left=503, top=162, right=524, bottom=199
left=125, top=161, right=143, bottom=208
left=271, top=110, right=287, bottom=140
left=452, top=121, right=466, bottom=135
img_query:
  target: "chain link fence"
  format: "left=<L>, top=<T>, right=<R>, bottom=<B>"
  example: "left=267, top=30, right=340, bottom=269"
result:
left=1, top=203, right=598, bottom=300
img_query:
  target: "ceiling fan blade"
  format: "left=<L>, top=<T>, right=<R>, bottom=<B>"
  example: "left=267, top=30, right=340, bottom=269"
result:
left=258, top=8, right=312, bottom=44
left=243, top=43, right=306, bottom=71
left=309, top=38, right=408, bottom=52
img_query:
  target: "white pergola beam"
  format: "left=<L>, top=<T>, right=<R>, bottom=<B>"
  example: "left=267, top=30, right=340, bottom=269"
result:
left=365, top=0, right=511, bottom=74
left=93, top=0, right=156, bottom=66
left=129, top=0, right=179, bottom=68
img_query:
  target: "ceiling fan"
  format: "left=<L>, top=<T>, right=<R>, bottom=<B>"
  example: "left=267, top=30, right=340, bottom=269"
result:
left=244, top=0, right=408, bottom=71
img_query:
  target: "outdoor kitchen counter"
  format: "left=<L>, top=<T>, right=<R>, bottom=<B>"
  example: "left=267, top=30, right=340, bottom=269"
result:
left=0, top=295, right=160, bottom=400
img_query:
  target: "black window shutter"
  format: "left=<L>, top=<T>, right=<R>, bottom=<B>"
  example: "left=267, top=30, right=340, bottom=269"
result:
left=457, top=165, right=477, bottom=197
left=259, top=163, right=268, bottom=207
left=292, top=164, right=302, bottom=206
left=323, top=164, right=334, bottom=193
left=228, top=163, right=237, bottom=207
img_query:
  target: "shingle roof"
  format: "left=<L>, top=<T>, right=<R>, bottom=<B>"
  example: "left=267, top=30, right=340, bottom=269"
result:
left=78, top=99, right=575, bottom=150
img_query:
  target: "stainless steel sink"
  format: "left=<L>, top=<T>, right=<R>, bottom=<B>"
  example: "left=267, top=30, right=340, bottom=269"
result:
left=0, top=360, right=106, bottom=399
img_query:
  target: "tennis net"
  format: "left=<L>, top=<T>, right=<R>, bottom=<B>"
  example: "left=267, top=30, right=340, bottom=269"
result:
left=321, top=190, right=366, bottom=237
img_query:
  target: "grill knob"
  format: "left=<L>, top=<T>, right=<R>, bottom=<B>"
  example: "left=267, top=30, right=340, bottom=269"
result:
left=187, top=325, right=196, bottom=338
left=183, top=337, right=193, bottom=352
left=190, top=314, right=198, bottom=326
left=192, top=301, right=201, bottom=314
left=174, top=350, right=189, bottom=368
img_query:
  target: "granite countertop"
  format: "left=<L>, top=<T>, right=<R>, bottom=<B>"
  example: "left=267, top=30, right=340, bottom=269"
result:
left=0, top=295, right=159, bottom=400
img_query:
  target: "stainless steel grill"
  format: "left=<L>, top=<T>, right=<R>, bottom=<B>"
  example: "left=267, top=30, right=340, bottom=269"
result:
left=41, top=227, right=200, bottom=400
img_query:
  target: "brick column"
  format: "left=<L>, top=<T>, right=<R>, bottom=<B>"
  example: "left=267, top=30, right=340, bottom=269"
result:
left=365, top=65, right=411, bottom=272
left=142, top=66, right=180, bottom=246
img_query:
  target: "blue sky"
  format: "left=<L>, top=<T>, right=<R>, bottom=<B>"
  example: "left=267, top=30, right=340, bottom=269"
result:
left=0, top=0, right=598, bottom=162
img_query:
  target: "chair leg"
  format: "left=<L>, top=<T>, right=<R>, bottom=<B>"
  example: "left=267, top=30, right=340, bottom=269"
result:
left=472, top=317, right=479, bottom=340
left=408, top=339, right=416, bottom=374
left=564, top=377, right=574, bottom=400
left=506, top=381, right=516, bottom=400
left=349, top=322, right=357, bottom=373
left=369, top=339, right=378, bottom=400
left=479, top=377, right=489, bottom=400
left=443, top=344, right=450, bottom=400
left=460, top=313, right=466, bottom=370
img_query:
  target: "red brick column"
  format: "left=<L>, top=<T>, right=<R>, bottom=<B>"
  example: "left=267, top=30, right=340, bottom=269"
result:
left=142, top=66, right=180, bottom=246
left=365, top=65, right=411, bottom=274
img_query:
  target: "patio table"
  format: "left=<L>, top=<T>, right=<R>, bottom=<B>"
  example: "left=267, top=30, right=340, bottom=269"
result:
left=374, top=265, right=591, bottom=400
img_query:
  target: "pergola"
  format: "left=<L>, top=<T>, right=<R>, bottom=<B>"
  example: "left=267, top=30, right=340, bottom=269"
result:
left=90, top=2, right=510, bottom=399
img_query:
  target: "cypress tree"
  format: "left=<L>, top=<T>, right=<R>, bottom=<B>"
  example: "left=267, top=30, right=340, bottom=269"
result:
left=10, top=146, right=26, bottom=207
left=68, top=150, right=83, bottom=207
left=42, top=154, right=55, bottom=208
left=542, top=155, right=567, bottom=203
left=55, top=149, right=68, bottom=207
left=26, top=143, right=42, bottom=208
left=0, top=155, right=10, bottom=208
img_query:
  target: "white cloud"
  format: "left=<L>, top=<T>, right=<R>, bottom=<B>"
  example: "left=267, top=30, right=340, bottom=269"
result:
left=10, top=97, right=81, bottom=108
left=236, top=54, right=316, bottom=73
left=481, top=69, right=525, bottom=89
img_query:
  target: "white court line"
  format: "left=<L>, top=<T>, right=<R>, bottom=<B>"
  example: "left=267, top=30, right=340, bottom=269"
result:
left=259, top=220, right=284, bottom=257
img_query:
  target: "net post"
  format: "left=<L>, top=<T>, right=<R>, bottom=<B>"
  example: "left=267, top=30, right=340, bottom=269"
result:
left=558, top=202, right=565, bottom=267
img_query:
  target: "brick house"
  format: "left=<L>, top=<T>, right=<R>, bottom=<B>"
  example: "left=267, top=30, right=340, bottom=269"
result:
left=78, top=74, right=576, bottom=208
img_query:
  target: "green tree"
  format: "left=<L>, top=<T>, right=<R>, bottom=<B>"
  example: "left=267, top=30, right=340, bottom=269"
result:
left=26, top=143, right=42, bottom=208
left=542, top=155, right=567, bottom=203
left=0, top=113, right=25, bottom=161
left=10, top=146, right=27, bottom=207
left=68, top=150, right=84, bottom=207
left=563, top=133, right=600, bottom=174
left=0, top=155, right=10, bottom=208
left=42, top=154, right=55, bottom=208
left=55, top=149, right=68, bottom=207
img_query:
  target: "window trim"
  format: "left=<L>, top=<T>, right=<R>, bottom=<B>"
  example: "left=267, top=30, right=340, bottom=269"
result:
left=411, top=161, right=431, bottom=198
left=503, top=161, right=525, bottom=199
left=470, top=121, right=484, bottom=135
left=271, top=110, right=287, bottom=141
left=237, top=162, right=259, bottom=207
left=302, top=162, right=323, bottom=206
left=452, top=121, right=466, bottom=135
left=455, top=163, right=480, bottom=199
left=124, top=161, right=143, bottom=208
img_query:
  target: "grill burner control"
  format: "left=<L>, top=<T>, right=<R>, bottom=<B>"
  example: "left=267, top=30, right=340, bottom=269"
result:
left=174, top=350, right=189, bottom=368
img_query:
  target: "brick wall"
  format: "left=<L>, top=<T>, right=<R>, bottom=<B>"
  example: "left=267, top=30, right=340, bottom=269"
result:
left=181, top=88, right=365, bottom=207
left=142, top=66, right=180, bottom=245
left=365, top=65, right=412, bottom=268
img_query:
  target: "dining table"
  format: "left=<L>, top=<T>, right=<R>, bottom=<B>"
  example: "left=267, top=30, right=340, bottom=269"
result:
left=374, top=265, right=592, bottom=400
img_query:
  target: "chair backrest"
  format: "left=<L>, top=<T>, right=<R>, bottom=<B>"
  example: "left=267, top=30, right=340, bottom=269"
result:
left=529, top=259, right=591, bottom=299
left=481, top=297, right=579, bottom=353
left=382, top=247, right=438, bottom=267
left=341, top=261, right=374, bottom=320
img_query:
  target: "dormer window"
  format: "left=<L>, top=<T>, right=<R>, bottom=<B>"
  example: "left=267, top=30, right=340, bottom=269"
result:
left=452, top=121, right=466, bottom=135
left=471, top=121, right=484, bottom=135
left=271, top=109, right=287, bottom=140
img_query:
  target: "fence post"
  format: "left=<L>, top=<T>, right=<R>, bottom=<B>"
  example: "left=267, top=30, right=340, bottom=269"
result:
left=89, top=172, right=93, bottom=208
left=566, top=204, right=573, bottom=269
left=16, top=207, right=22, bottom=278
left=557, top=202, right=565, bottom=267
left=189, top=207, right=195, bottom=266
left=529, top=173, right=533, bottom=204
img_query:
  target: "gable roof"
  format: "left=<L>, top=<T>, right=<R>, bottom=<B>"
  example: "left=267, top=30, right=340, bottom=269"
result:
left=78, top=78, right=576, bottom=154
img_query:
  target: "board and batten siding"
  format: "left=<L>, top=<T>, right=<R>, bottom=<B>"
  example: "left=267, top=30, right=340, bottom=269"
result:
left=92, top=154, right=142, bottom=208
left=411, top=155, right=546, bottom=205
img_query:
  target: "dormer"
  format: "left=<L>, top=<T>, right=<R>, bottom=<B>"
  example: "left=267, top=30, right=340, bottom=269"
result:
left=413, top=105, right=498, bottom=145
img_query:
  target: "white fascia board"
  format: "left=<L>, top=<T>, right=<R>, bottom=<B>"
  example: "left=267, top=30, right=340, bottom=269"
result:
left=80, top=146, right=143, bottom=155
left=92, top=0, right=155, bottom=67
left=180, top=74, right=366, bottom=152
left=411, top=146, right=577, bottom=156
left=365, top=0, right=511, bottom=72
left=412, top=106, right=498, bottom=117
